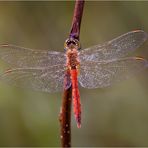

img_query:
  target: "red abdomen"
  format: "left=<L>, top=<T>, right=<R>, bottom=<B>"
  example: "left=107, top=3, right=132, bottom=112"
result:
left=70, top=69, right=81, bottom=128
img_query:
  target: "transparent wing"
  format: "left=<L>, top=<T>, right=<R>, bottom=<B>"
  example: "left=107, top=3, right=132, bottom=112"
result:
left=79, top=30, right=148, bottom=62
left=0, top=44, right=66, bottom=67
left=0, top=65, right=67, bottom=92
left=79, top=57, right=148, bottom=88
left=0, top=44, right=70, bottom=92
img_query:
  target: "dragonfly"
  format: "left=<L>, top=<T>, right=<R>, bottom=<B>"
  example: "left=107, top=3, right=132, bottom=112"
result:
left=0, top=30, right=147, bottom=128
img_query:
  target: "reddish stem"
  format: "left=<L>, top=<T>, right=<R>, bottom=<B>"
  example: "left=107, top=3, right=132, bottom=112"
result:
left=59, top=0, right=84, bottom=147
left=70, top=0, right=85, bottom=40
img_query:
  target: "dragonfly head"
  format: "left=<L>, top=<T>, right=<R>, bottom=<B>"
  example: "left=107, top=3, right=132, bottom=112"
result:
left=64, top=38, right=80, bottom=51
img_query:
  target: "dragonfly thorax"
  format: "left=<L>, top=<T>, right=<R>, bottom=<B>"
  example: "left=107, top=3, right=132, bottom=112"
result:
left=66, top=48, right=79, bottom=70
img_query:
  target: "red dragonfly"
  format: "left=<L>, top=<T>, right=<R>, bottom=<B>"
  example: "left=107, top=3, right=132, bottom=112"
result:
left=0, top=30, right=148, bottom=128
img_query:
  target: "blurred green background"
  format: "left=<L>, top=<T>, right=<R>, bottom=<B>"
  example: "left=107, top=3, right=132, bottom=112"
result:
left=0, top=1, right=148, bottom=147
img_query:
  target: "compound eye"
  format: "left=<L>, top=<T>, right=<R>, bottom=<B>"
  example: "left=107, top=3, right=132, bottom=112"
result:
left=64, top=39, right=70, bottom=49
left=64, top=38, right=80, bottom=50
left=67, top=39, right=75, bottom=45
left=74, top=39, right=80, bottom=49
left=66, top=39, right=70, bottom=44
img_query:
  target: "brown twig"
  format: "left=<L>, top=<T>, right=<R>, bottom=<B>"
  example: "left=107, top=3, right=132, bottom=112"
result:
left=70, top=0, right=85, bottom=40
left=59, top=0, right=85, bottom=147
